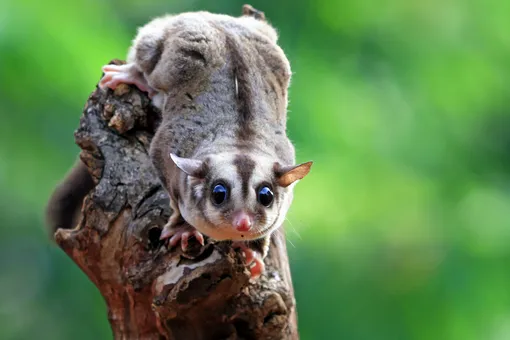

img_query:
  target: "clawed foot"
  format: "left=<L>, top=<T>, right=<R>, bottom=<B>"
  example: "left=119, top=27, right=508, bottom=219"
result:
left=99, top=63, right=156, bottom=97
left=233, top=242, right=265, bottom=279
left=160, top=222, right=205, bottom=252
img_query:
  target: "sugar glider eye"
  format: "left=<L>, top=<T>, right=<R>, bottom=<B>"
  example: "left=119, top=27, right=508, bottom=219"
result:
left=257, top=186, right=274, bottom=207
left=211, top=183, right=228, bottom=205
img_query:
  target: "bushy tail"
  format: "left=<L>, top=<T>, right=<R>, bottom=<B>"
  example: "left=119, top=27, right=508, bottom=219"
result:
left=45, top=158, right=95, bottom=236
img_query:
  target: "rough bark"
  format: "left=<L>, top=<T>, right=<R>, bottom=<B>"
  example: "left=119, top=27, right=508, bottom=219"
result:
left=55, top=62, right=299, bottom=340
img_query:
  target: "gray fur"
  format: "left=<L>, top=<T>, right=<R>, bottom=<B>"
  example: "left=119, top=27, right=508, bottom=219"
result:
left=105, top=7, right=311, bottom=262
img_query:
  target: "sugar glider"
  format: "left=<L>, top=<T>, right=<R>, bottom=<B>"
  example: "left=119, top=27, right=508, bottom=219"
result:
left=51, top=5, right=313, bottom=279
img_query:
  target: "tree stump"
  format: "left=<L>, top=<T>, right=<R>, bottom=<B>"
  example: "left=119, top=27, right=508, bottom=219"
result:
left=54, top=63, right=299, bottom=339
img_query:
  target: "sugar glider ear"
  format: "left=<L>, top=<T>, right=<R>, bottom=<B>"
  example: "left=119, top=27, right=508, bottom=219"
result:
left=170, top=153, right=207, bottom=179
left=275, top=161, right=313, bottom=187
left=242, top=4, right=266, bottom=21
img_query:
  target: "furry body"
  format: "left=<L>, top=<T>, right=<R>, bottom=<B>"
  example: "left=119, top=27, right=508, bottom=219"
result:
left=49, top=6, right=312, bottom=278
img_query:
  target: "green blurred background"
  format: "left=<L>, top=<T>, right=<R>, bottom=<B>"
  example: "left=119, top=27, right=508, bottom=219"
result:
left=2, top=0, right=510, bottom=339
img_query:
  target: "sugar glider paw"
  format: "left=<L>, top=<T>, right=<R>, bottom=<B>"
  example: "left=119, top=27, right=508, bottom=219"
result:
left=99, top=63, right=155, bottom=95
left=233, top=242, right=265, bottom=279
left=160, top=222, right=205, bottom=252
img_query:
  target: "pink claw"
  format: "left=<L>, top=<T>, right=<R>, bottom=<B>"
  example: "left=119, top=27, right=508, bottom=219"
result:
left=102, top=64, right=126, bottom=72
left=180, top=232, right=190, bottom=251
left=248, top=254, right=264, bottom=279
left=160, top=226, right=174, bottom=240
left=232, top=242, right=265, bottom=279
left=240, top=247, right=255, bottom=264
left=160, top=223, right=205, bottom=251
left=98, top=63, right=152, bottom=93
left=194, top=232, right=205, bottom=247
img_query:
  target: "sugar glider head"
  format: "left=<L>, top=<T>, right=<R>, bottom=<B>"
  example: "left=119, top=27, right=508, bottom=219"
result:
left=171, top=152, right=312, bottom=241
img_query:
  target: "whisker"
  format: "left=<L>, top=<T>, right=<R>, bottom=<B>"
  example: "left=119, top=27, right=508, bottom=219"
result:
left=285, top=217, right=302, bottom=240
left=234, top=75, right=239, bottom=98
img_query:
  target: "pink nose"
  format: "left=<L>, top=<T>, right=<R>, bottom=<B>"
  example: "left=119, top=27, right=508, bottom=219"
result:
left=233, top=211, right=253, bottom=232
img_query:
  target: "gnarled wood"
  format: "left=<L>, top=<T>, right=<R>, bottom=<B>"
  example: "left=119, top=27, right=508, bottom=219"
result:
left=55, top=63, right=299, bottom=339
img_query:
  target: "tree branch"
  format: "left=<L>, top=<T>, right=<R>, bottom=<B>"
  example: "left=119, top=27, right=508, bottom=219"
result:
left=55, top=61, right=299, bottom=339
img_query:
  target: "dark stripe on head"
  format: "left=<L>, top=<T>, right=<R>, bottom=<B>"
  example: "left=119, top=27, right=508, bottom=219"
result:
left=224, top=35, right=255, bottom=141
left=181, top=173, right=189, bottom=197
left=189, top=181, right=199, bottom=204
left=270, top=164, right=281, bottom=204
left=197, top=182, right=208, bottom=220
left=233, top=154, right=255, bottom=199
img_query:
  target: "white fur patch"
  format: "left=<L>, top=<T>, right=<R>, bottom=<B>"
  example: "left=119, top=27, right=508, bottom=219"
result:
left=187, top=176, right=204, bottom=200
left=151, top=92, right=165, bottom=110
left=193, top=182, right=204, bottom=200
